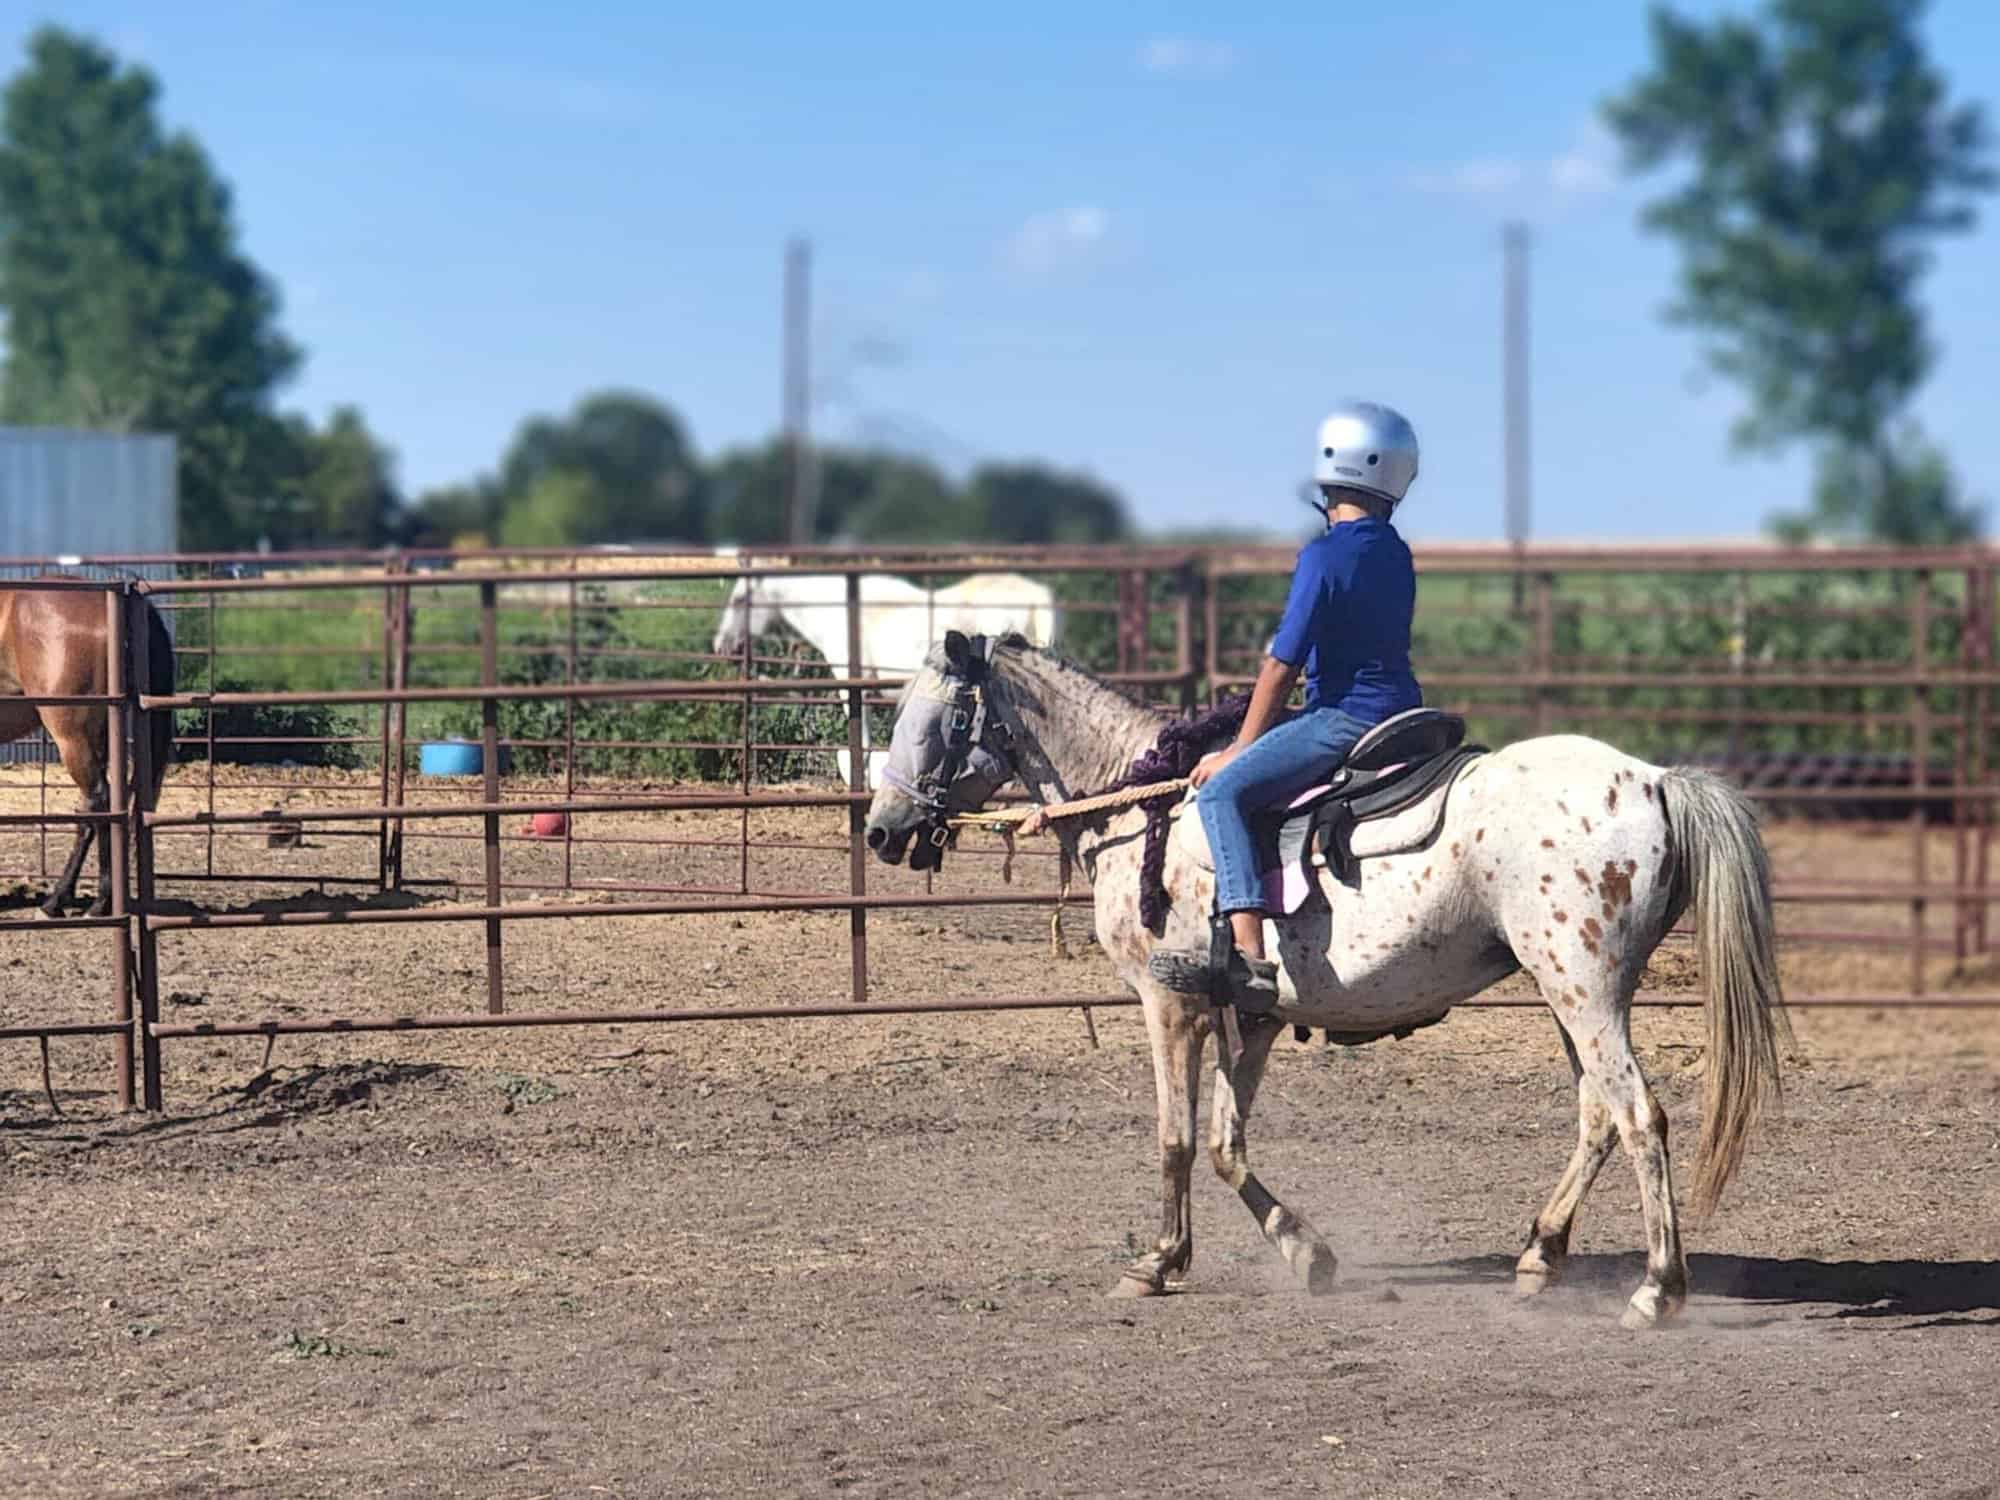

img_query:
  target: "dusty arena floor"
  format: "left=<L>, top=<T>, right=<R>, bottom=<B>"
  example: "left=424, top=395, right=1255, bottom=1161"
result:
left=1, top=768, right=1997, bottom=1496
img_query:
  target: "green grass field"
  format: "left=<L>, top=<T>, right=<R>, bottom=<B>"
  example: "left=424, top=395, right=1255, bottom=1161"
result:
left=155, top=561, right=1990, bottom=775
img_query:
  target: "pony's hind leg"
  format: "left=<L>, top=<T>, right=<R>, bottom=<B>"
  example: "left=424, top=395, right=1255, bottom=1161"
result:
left=1209, top=1011, right=1337, bottom=1295
left=1516, top=1021, right=1619, bottom=1297
left=1111, top=990, right=1207, bottom=1297
left=1571, top=1010, right=1688, bottom=1328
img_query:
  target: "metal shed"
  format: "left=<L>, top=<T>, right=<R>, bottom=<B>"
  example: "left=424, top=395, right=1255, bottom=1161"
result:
left=0, top=427, right=178, bottom=762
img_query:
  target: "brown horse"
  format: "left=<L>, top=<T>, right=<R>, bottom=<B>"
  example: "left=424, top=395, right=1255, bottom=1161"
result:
left=0, top=587, right=176, bottom=916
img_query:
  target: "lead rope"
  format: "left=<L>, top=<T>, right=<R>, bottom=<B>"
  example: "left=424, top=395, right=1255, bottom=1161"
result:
left=953, top=777, right=1189, bottom=969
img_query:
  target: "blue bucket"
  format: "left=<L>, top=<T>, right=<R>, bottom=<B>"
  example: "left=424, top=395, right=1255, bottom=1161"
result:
left=419, top=740, right=500, bottom=776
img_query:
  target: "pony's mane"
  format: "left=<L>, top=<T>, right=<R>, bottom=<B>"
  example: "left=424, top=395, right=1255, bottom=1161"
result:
left=986, top=633, right=1162, bottom=719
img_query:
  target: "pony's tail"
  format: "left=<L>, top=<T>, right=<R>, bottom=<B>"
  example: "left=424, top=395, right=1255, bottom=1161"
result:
left=1660, top=767, right=1792, bottom=1217
left=138, top=596, right=175, bottom=811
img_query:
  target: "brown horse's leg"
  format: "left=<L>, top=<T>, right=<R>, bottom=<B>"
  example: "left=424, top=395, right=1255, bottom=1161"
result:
left=40, top=709, right=107, bottom=918
left=1111, top=989, right=1208, bottom=1297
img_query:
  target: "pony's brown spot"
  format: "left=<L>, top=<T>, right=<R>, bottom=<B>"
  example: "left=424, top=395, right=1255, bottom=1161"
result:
left=1423, top=866, right=1433, bottom=881
left=1605, top=785, right=1619, bottom=814
left=1544, top=951, right=1566, bottom=975
left=1541, top=838, right=1555, bottom=849
left=1476, top=828, right=1486, bottom=842
left=1575, top=868, right=1593, bottom=887
left=1581, top=817, right=1593, bottom=833
left=1553, top=910, right=1569, bottom=924
left=1586, top=1037, right=1600, bottom=1055
left=1642, top=782, right=1655, bottom=801
left=1580, top=916, right=1603, bottom=955
left=1598, top=860, right=1635, bottom=912
left=1484, top=873, right=1495, bottom=883
left=1451, top=843, right=1463, bottom=859
left=1557, top=801, right=1570, bottom=815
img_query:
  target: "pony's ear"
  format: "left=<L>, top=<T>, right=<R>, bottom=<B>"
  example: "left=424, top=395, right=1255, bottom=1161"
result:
left=943, top=630, right=971, bottom=670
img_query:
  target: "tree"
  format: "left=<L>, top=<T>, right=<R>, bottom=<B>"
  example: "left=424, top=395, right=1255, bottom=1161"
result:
left=406, top=482, right=503, bottom=549
left=0, top=28, right=302, bottom=549
left=705, top=441, right=945, bottom=545
left=963, top=462, right=1130, bottom=544
left=497, top=469, right=608, bottom=548
left=495, top=390, right=703, bottom=543
left=836, top=454, right=963, bottom=543
left=1606, top=0, right=1992, bottom=541
left=297, top=407, right=401, bottom=548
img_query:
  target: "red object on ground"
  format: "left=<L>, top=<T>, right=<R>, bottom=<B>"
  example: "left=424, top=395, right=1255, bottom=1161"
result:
left=525, top=811, right=569, bottom=838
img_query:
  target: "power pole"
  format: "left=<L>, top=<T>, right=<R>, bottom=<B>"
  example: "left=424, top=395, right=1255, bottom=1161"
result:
left=1503, top=222, right=1532, bottom=607
left=783, top=237, right=817, bottom=545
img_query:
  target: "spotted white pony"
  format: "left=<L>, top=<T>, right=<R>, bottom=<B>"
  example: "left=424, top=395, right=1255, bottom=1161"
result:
left=864, top=634, right=1789, bottom=1329
left=712, top=569, right=1060, bottom=788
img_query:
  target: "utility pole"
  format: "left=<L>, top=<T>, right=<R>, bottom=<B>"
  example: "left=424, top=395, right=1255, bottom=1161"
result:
left=1503, top=221, right=1532, bottom=608
left=783, top=237, right=817, bottom=545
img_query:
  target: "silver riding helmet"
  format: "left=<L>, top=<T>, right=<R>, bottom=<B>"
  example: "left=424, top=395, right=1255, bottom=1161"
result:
left=1313, top=400, right=1420, bottom=506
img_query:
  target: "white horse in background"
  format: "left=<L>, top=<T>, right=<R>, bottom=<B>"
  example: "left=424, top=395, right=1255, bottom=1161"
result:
left=711, top=569, right=1060, bottom=788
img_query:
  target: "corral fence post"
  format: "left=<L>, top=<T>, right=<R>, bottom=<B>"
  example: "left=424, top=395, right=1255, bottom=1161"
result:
left=104, top=585, right=134, bottom=1112
left=1173, top=559, right=1198, bottom=716
left=846, top=569, right=869, bottom=1003
left=1201, top=556, right=1222, bottom=708
left=480, top=580, right=506, bottom=1013
left=1972, top=564, right=1995, bottom=956
left=1909, top=568, right=1931, bottom=995
left=383, top=565, right=414, bottom=892
left=1531, top=571, right=1556, bottom=737
left=127, top=588, right=165, bottom=1111
left=377, top=552, right=404, bottom=892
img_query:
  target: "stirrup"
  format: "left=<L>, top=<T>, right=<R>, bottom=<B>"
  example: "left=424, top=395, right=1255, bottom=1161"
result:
left=1145, top=926, right=1281, bottom=1017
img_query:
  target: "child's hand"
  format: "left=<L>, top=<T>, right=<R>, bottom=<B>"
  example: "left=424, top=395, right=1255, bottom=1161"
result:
left=1190, top=747, right=1241, bottom=788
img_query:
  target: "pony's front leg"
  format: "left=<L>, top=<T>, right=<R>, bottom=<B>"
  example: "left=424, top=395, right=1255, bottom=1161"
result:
left=1110, top=992, right=1207, bottom=1298
left=1210, top=1010, right=1337, bottom=1295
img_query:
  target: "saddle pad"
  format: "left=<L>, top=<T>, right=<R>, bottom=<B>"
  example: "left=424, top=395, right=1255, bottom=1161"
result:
left=1170, top=765, right=1464, bottom=916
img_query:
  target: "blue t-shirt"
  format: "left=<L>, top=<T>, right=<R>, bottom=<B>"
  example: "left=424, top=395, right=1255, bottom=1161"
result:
left=1267, top=517, right=1422, bottom=722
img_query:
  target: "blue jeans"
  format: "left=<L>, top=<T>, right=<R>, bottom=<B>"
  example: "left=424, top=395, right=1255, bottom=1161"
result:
left=1198, top=706, right=1372, bottom=915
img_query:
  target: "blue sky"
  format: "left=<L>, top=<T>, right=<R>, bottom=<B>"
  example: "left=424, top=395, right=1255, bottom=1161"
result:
left=18, top=1, right=2000, bottom=543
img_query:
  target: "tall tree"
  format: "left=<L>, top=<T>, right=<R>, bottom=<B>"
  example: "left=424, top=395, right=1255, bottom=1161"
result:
left=963, top=462, right=1130, bottom=544
left=1606, top=0, right=1992, bottom=541
left=405, top=480, right=503, bottom=549
left=0, top=28, right=303, bottom=549
left=705, top=441, right=943, bottom=545
left=496, top=390, right=704, bottom=543
left=296, top=406, right=401, bottom=548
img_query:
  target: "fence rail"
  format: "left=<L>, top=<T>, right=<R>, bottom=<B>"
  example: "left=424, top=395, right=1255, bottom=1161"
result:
left=5, top=544, right=2000, bottom=1112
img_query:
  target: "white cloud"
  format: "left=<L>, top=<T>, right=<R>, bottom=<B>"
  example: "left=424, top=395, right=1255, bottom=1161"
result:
left=1137, top=37, right=1237, bottom=75
left=1546, top=122, right=1618, bottom=195
left=1004, top=205, right=1110, bottom=274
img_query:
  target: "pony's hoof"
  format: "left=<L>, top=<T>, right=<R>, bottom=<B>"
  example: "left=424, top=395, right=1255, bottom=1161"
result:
left=1302, top=1244, right=1339, bottom=1297
left=1108, top=1267, right=1166, bottom=1299
left=1514, top=1269, right=1556, bottom=1300
left=1618, top=1286, right=1681, bottom=1330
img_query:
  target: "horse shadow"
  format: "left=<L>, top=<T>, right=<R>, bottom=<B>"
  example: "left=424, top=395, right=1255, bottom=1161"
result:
left=1396, top=1251, right=2000, bottom=1328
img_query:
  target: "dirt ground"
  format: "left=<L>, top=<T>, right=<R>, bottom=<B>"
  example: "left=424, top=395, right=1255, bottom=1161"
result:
left=2, top=767, right=1998, bottom=1497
